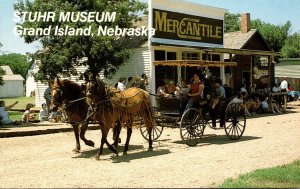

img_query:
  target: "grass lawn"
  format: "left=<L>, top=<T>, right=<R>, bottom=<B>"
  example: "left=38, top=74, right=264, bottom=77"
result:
left=1, top=96, right=35, bottom=109
left=219, top=160, right=300, bottom=188
left=1, top=96, right=36, bottom=121
left=7, top=111, right=24, bottom=121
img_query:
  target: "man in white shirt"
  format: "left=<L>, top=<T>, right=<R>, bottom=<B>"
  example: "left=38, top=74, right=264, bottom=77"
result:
left=280, top=78, right=288, bottom=92
left=117, top=77, right=127, bottom=91
left=279, top=78, right=289, bottom=107
left=240, top=83, right=248, bottom=94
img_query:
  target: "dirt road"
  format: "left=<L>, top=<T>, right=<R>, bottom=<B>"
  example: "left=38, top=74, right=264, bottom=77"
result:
left=1, top=106, right=300, bottom=188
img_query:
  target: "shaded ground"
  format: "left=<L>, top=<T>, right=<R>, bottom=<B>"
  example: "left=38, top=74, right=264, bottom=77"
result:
left=0, top=101, right=300, bottom=188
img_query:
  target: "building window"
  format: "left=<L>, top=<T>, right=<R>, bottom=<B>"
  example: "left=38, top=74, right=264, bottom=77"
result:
left=154, top=50, right=165, bottom=61
left=154, top=50, right=178, bottom=89
left=202, top=53, right=211, bottom=61
left=182, top=51, right=200, bottom=60
left=202, top=53, right=221, bottom=61
left=212, top=54, right=221, bottom=61
left=167, top=52, right=177, bottom=60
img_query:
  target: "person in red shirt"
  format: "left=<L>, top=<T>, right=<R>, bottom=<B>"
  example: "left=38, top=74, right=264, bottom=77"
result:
left=288, top=83, right=294, bottom=91
left=179, top=73, right=205, bottom=116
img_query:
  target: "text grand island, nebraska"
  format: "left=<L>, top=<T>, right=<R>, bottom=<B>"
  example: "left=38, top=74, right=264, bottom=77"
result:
left=14, top=25, right=155, bottom=37
left=13, top=11, right=155, bottom=37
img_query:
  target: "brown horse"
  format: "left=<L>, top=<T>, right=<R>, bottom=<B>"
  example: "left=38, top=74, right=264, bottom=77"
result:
left=85, top=77, right=154, bottom=160
left=51, top=79, right=95, bottom=152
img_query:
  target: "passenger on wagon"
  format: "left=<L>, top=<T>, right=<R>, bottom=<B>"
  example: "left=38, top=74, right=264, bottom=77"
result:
left=178, top=80, right=189, bottom=98
left=156, top=80, right=179, bottom=98
left=179, top=73, right=205, bottom=116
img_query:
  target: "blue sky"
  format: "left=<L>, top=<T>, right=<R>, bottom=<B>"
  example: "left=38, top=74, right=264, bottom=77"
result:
left=0, top=0, right=299, bottom=55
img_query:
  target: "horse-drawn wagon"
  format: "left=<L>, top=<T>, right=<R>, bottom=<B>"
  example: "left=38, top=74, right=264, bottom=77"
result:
left=140, top=59, right=246, bottom=146
left=140, top=94, right=247, bottom=146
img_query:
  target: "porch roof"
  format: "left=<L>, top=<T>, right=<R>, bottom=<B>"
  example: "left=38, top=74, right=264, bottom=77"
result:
left=153, top=60, right=237, bottom=67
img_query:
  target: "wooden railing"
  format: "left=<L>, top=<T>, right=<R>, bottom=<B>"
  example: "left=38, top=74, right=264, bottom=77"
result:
left=269, top=92, right=288, bottom=111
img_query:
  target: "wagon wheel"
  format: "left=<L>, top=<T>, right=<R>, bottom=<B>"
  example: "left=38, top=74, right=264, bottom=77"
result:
left=224, top=103, right=246, bottom=140
left=180, top=108, right=206, bottom=146
left=140, top=107, right=164, bottom=141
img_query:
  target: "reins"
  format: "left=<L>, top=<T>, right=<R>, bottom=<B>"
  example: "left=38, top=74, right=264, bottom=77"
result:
left=63, top=97, right=87, bottom=110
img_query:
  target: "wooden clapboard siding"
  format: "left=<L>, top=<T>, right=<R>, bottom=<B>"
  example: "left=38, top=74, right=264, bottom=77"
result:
left=104, top=47, right=151, bottom=91
left=35, top=65, right=88, bottom=107
left=35, top=47, right=150, bottom=107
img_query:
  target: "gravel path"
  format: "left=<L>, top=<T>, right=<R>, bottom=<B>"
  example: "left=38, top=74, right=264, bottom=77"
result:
left=1, top=104, right=300, bottom=188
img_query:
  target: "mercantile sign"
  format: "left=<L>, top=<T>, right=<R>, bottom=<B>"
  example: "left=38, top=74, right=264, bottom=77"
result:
left=153, top=9, right=224, bottom=45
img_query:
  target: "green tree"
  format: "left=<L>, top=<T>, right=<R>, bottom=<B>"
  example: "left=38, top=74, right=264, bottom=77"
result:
left=0, top=53, right=29, bottom=78
left=0, top=42, right=4, bottom=85
left=0, top=67, right=5, bottom=85
left=224, top=12, right=240, bottom=32
left=251, top=19, right=291, bottom=52
left=281, top=33, right=300, bottom=58
left=14, top=0, right=147, bottom=82
left=224, top=13, right=292, bottom=53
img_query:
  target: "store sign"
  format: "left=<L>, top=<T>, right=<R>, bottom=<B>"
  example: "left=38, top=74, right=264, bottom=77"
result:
left=153, top=9, right=223, bottom=44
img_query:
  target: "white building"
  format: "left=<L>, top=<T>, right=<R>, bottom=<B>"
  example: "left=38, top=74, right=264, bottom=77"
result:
left=0, top=65, right=24, bottom=98
left=32, top=0, right=227, bottom=107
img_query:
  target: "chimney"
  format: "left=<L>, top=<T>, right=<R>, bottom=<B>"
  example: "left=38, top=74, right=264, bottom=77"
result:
left=241, top=13, right=251, bottom=33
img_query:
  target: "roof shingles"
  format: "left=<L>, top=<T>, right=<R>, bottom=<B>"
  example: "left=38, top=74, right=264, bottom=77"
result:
left=224, top=29, right=257, bottom=49
left=0, top=65, right=24, bottom=81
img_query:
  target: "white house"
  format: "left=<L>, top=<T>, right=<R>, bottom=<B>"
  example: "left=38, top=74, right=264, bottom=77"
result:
left=0, top=65, right=24, bottom=98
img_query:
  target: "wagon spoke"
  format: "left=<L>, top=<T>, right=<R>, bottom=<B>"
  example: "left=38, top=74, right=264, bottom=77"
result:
left=233, top=126, right=237, bottom=139
left=234, top=125, right=239, bottom=139
left=237, top=123, right=244, bottom=131
left=182, top=129, right=189, bottom=137
left=141, top=128, right=148, bottom=136
left=226, top=123, right=233, bottom=129
left=153, top=127, right=159, bottom=137
left=228, top=124, right=234, bottom=136
left=156, top=126, right=163, bottom=133
left=144, top=130, right=149, bottom=138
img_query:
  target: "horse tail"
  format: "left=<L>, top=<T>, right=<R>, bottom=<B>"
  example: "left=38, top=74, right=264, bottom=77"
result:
left=140, top=90, right=155, bottom=128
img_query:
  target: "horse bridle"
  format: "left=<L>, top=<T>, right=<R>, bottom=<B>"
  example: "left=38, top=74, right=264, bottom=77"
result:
left=52, top=87, right=64, bottom=107
left=53, top=86, right=87, bottom=110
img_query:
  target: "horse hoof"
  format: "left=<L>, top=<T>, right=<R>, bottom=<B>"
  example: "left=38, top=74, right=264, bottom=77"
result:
left=112, top=144, right=118, bottom=149
left=123, top=151, right=127, bottom=155
left=72, top=148, right=80, bottom=153
left=94, top=154, right=100, bottom=160
left=87, top=140, right=95, bottom=147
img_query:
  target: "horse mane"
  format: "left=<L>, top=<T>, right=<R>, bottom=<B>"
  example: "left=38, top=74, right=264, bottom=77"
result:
left=61, top=79, right=82, bottom=92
